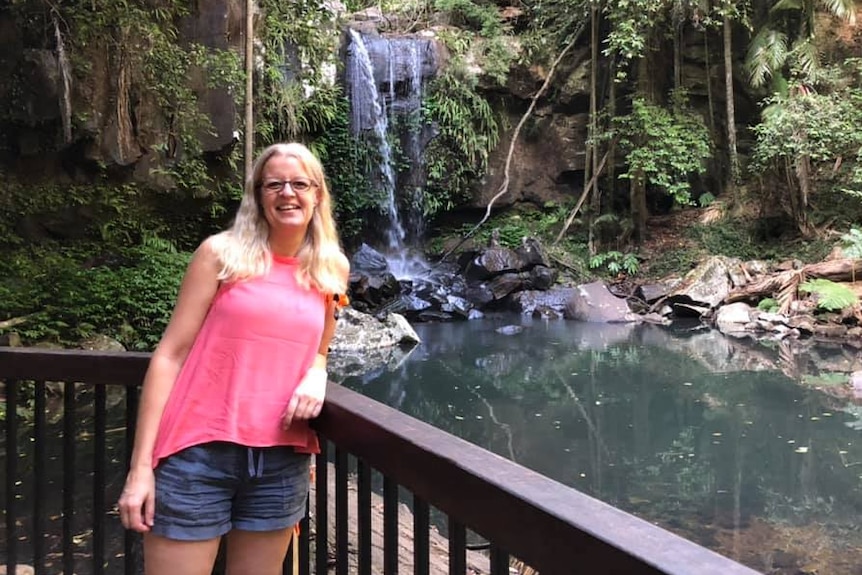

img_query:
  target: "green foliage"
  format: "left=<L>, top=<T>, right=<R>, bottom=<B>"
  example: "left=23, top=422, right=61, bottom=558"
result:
left=423, top=69, right=499, bottom=216
left=601, top=0, right=669, bottom=80
left=0, top=179, right=219, bottom=251
left=256, top=0, right=343, bottom=144
left=521, top=0, right=589, bottom=58
left=698, top=192, right=716, bottom=207
left=751, top=73, right=862, bottom=220
left=0, top=243, right=190, bottom=350
left=799, top=278, right=858, bottom=311
left=758, top=297, right=779, bottom=312
left=435, top=0, right=505, bottom=36
left=752, top=89, right=862, bottom=173
left=430, top=0, right=515, bottom=86
left=314, top=97, right=388, bottom=240
left=615, top=92, right=712, bottom=205
left=840, top=227, right=862, bottom=258
left=589, top=251, right=640, bottom=276
left=745, top=0, right=855, bottom=89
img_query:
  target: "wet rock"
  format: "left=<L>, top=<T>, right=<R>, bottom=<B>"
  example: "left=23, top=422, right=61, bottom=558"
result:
left=637, top=277, right=682, bottom=303
left=462, top=246, right=524, bottom=281
left=331, top=308, right=420, bottom=352
left=508, top=287, right=576, bottom=319
left=564, top=281, right=639, bottom=323
left=666, top=256, right=740, bottom=316
left=813, top=324, right=848, bottom=339
left=715, top=302, right=752, bottom=335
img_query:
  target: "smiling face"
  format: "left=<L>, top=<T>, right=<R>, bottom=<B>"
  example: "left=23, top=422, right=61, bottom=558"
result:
left=258, top=154, right=319, bottom=250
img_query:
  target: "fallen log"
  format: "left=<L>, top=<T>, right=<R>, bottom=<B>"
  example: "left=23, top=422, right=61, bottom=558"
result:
left=724, top=258, right=862, bottom=304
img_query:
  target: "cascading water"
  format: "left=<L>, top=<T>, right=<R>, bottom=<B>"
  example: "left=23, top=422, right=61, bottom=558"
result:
left=346, top=29, right=405, bottom=252
left=345, top=29, right=436, bottom=279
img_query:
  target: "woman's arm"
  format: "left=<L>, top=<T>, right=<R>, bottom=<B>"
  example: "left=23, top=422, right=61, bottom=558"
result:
left=282, top=252, right=350, bottom=428
left=119, top=237, right=221, bottom=531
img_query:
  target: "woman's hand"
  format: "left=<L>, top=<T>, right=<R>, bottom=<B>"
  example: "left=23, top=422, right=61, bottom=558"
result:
left=118, top=466, right=156, bottom=532
left=281, top=366, right=328, bottom=429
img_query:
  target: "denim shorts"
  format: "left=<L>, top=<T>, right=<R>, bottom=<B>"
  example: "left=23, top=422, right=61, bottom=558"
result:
left=152, top=441, right=311, bottom=541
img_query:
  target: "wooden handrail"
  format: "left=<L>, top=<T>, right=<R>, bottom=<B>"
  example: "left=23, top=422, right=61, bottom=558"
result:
left=0, top=347, right=762, bottom=575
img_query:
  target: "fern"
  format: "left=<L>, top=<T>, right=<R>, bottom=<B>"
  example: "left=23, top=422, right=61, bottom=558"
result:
left=799, top=279, right=858, bottom=311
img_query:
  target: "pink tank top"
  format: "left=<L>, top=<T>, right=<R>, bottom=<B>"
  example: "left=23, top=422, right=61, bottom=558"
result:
left=152, top=255, right=324, bottom=468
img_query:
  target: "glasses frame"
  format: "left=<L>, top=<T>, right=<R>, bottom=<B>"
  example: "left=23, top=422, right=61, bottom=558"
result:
left=259, top=179, right=317, bottom=195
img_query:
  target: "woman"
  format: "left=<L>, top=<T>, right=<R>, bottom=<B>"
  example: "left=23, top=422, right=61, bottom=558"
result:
left=118, top=142, right=350, bottom=575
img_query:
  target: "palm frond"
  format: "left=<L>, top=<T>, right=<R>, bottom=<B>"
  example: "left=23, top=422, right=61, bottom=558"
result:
left=790, top=37, right=820, bottom=84
left=746, top=29, right=789, bottom=88
left=819, top=0, right=857, bottom=23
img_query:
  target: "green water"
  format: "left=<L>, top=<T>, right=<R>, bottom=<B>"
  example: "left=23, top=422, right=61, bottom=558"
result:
left=335, top=315, right=862, bottom=574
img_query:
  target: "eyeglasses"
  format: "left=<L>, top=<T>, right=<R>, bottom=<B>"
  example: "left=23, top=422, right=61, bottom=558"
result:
left=260, top=179, right=316, bottom=194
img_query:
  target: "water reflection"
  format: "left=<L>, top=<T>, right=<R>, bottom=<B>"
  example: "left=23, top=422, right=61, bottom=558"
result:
left=333, top=315, right=862, bottom=575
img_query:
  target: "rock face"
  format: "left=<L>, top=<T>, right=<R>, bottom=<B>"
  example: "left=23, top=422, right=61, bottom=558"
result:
left=1, top=0, right=243, bottom=165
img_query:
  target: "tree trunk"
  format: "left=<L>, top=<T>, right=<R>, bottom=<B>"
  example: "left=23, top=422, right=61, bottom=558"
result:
left=630, top=46, right=652, bottom=244
left=723, top=12, right=740, bottom=195
left=587, top=4, right=600, bottom=255
left=630, top=170, right=647, bottom=244
left=244, top=0, right=255, bottom=182
left=673, top=6, right=683, bottom=89
left=794, top=150, right=812, bottom=234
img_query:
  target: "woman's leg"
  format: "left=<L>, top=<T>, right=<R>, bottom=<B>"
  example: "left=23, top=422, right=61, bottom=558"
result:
left=224, top=527, right=293, bottom=575
left=227, top=447, right=311, bottom=574
left=143, top=533, right=221, bottom=575
left=146, top=443, right=239, bottom=573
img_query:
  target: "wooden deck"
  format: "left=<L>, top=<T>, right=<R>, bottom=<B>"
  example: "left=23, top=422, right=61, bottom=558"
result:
left=312, top=463, right=492, bottom=574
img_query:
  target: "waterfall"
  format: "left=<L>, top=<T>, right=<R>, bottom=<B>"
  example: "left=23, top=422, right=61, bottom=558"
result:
left=346, top=29, right=436, bottom=279
left=346, top=29, right=405, bottom=252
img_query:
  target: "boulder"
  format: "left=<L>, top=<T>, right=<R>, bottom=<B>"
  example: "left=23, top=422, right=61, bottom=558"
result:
left=330, top=308, right=420, bottom=352
left=564, top=281, right=639, bottom=323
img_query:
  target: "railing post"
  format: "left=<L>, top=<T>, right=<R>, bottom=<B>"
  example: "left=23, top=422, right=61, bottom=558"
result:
left=124, top=385, right=141, bottom=575
left=412, top=496, right=429, bottom=575
left=383, top=476, right=398, bottom=575
left=33, top=381, right=46, bottom=575
left=447, top=519, right=466, bottom=575
left=93, top=383, right=107, bottom=575
left=5, top=380, right=18, bottom=575
left=356, top=459, right=372, bottom=575
left=62, top=380, right=76, bottom=575
left=334, top=447, right=349, bottom=575
left=314, top=441, right=329, bottom=575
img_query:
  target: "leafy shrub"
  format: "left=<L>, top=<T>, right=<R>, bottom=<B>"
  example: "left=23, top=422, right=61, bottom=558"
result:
left=615, top=91, right=712, bottom=206
left=0, top=243, right=189, bottom=350
left=589, top=251, right=640, bottom=275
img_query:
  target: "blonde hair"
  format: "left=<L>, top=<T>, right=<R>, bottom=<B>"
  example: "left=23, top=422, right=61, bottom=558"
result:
left=211, top=142, right=347, bottom=295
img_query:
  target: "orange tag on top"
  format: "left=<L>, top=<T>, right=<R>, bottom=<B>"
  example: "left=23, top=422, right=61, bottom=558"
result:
left=334, top=293, right=350, bottom=308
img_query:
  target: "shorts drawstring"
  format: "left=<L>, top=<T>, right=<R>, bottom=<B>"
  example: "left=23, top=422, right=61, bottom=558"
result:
left=247, top=447, right=265, bottom=479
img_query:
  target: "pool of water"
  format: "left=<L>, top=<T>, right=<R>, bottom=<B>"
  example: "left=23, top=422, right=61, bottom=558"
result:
left=334, top=315, right=862, bottom=574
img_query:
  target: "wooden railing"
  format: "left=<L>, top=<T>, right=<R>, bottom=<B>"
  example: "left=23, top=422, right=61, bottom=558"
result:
left=0, top=347, right=763, bottom=575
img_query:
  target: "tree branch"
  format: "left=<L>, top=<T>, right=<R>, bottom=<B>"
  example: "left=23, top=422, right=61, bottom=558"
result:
left=438, top=25, right=586, bottom=262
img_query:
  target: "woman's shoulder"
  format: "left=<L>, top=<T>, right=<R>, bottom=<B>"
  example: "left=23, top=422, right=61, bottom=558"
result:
left=199, top=232, right=232, bottom=258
